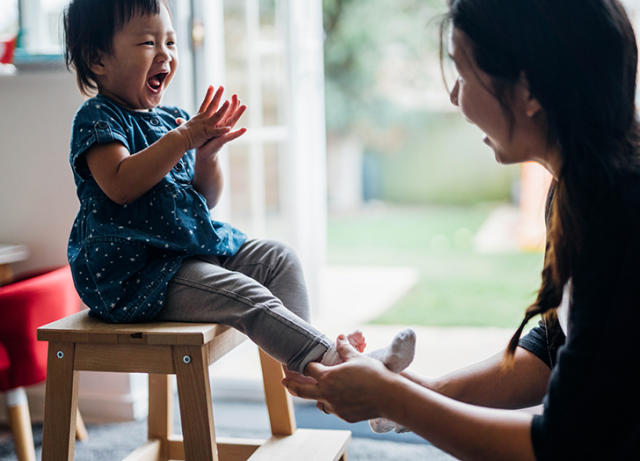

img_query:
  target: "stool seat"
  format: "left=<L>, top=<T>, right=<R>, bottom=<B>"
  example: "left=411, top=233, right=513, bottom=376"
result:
left=37, top=310, right=350, bottom=461
left=38, top=310, right=241, bottom=345
left=37, top=310, right=246, bottom=374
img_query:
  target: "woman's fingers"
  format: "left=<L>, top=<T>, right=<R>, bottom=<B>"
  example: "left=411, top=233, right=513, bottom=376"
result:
left=283, top=376, right=323, bottom=400
left=305, top=361, right=329, bottom=380
left=316, top=401, right=333, bottom=415
left=282, top=361, right=328, bottom=399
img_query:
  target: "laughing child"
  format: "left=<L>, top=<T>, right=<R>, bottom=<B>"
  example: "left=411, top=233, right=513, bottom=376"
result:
left=63, top=0, right=414, bottom=432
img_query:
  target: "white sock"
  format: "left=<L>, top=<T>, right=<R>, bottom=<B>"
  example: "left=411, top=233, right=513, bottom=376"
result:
left=366, top=328, right=416, bottom=372
left=370, top=419, right=409, bottom=433
left=318, top=328, right=416, bottom=434
left=368, top=328, right=416, bottom=434
left=321, top=328, right=415, bottom=370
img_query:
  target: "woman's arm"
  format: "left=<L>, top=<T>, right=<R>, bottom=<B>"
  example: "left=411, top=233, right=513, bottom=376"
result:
left=404, top=346, right=551, bottom=409
left=286, top=337, right=538, bottom=461
left=384, top=368, right=536, bottom=461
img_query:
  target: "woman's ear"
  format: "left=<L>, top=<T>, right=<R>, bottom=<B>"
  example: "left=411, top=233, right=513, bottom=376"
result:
left=518, top=72, right=542, bottom=118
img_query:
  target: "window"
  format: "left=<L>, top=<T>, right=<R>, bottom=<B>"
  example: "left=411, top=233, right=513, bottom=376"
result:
left=14, top=0, right=68, bottom=57
left=177, top=0, right=327, bottom=303
left=0, top=1, right=19, bottom=38
left=620, top=0, right=640, bottom=106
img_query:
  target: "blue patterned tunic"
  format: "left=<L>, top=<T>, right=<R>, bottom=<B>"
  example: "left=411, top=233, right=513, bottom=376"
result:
left=68, top=94, right=247, bottom=322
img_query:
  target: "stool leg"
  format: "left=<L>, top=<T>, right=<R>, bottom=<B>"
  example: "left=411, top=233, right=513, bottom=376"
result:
left=42, top=342, right=79, bottom=461
left=148, top=374, right=172, bottom=460
left=75, top=410, right=89, bottom=441
left=5, top=388, right=36, bottom=461
left=259, top=349, right=296, bottom=436
left=173, top=345, right=217, bottom=461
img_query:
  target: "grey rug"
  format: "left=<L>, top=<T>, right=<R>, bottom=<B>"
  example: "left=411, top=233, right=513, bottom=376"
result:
left=0, top=400, right=456, bottom=460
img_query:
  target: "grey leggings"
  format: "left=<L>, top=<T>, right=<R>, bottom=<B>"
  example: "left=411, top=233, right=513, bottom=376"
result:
left=156, top=239, right=331, bottom=373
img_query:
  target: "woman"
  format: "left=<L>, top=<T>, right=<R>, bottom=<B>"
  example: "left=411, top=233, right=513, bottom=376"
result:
left=285, top=0, right=640, bottom=459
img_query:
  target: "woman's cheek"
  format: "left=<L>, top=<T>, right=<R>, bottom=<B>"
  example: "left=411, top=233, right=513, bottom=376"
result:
left=458, top=99, right=477, bottom=126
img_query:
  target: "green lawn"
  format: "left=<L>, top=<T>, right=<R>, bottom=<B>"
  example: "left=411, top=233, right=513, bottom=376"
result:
left=327, top=205, right=545, bottom=327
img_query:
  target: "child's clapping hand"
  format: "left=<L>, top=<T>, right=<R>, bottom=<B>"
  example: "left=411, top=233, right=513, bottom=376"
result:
left=175, top=85, right=246, bottom=158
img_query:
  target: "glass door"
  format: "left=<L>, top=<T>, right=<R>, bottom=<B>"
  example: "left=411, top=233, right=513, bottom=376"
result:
left=188, top=0, right=327, bottom=306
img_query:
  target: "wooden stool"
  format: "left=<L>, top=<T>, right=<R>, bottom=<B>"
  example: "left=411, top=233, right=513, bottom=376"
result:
left=37, top=310, right=350, bottom=461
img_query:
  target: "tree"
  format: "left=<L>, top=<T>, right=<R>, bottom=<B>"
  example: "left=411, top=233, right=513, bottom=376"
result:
left=323, top=0, right=445, bottom=134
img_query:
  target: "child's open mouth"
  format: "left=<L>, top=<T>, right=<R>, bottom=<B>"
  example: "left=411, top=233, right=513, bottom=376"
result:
left=147, top=72, right=168, bottom=93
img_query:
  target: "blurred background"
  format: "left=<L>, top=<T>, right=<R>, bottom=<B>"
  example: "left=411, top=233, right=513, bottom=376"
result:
left=1, top=0, right=639, bottom=453
left=2, top=0, right=639, bottom=329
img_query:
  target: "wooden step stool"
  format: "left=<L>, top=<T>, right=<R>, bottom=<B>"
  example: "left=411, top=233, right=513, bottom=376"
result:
left=37, top=310, right=350, bottom=461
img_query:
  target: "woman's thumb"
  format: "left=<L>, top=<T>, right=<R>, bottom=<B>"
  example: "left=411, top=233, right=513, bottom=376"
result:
left=336, top=335, right=360, bottom=361
left=176, top=117, right=186, bottom=126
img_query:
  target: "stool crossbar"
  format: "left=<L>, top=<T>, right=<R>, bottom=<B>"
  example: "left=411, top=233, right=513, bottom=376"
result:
left=37, top=310, right=350, bottom=461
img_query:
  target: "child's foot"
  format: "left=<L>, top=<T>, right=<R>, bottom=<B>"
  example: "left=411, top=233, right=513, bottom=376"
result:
left=321, top=330, right=368, bottom=366
left=369, top=417, right=396, bottom=433
left=369, top=418, right=409, bottom=434
left=318, top=328, right=417, bottom=434
left=347, top=330, right=366, bottom=353
left=367, top=328, right=416, bottom=372
left=321, top=328, right=415, bottom=371
left=366, top=328, right=416, bottom=434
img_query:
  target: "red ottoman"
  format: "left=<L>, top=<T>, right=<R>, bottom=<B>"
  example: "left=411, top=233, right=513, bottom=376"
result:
left=0, top=265, right=85, bottom=461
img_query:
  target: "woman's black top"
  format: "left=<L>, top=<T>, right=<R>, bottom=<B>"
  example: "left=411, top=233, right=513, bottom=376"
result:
left=518, top=176, right=640, bottom=459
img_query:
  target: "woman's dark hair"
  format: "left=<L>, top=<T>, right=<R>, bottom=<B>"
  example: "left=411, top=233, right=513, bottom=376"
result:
left=63, top=0, right=165, bottom=95
left=441, top=0, right=640, bottom=362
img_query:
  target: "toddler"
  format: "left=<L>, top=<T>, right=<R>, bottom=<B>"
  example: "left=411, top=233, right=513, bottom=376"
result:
left=64, top=0, right=412, bottom=433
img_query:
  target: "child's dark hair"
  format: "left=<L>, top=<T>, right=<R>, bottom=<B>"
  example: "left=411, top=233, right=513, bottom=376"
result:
left=63, top=0, right=166, bottom=95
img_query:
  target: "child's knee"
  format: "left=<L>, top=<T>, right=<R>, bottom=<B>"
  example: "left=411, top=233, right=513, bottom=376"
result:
left=261, top=239, right=302, bottom=268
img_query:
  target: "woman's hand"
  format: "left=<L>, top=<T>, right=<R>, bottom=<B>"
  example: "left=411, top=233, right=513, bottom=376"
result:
left=174, top=85, right=246, bottom=154
left=287, top=336, right=537, bottom=460
left=284, top=335, right=397, bottom=423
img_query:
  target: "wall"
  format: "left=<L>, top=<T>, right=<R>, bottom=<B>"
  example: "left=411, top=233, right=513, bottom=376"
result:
left=0, top=66, right=83, bottom=276
left=0, top=66, right=150, bottom=422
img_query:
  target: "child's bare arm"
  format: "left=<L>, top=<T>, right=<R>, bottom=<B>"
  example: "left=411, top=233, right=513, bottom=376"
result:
left=86, top=86, right=234, bottom=205
left=85, top=131, right=190, bottom=205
